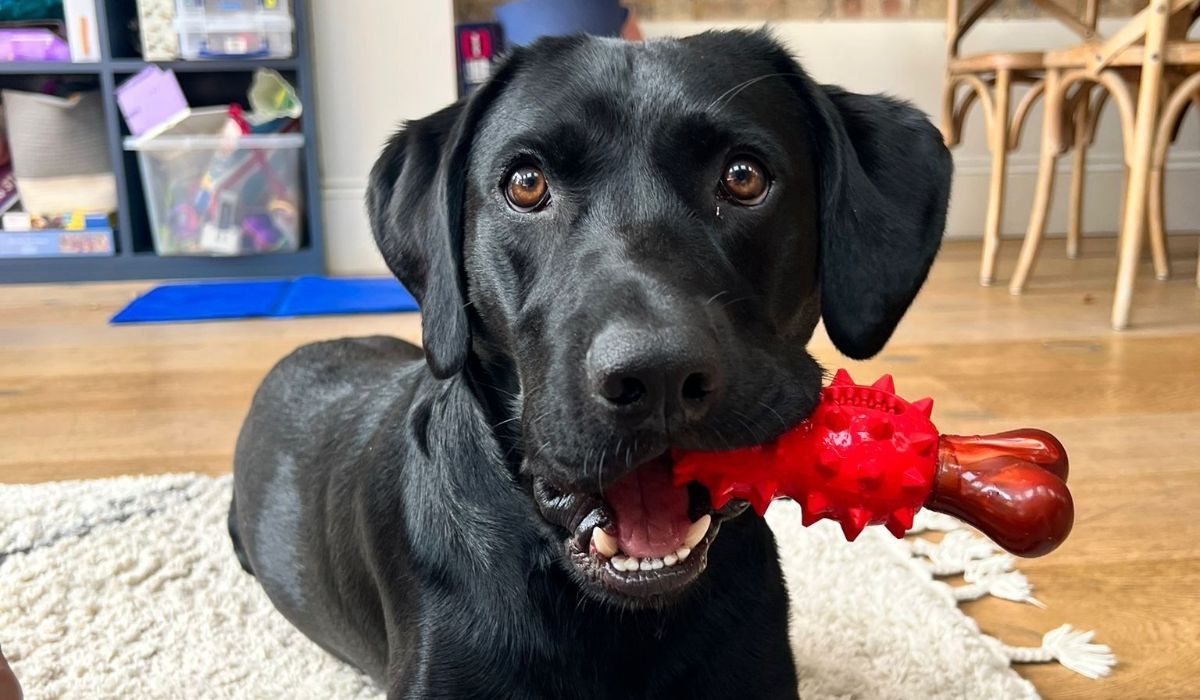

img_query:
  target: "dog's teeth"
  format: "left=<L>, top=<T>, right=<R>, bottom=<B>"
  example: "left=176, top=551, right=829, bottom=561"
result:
left=676, top=546, right=691, bottom=562
left=684, top=514, right=711, bottom=549
left=639, top=558, right=654, bottom=571
left=611, top=554, right=629, bottom=571
left=650, top=558, right=664, bottom=570
left=592, top=527, right=618, bottom=558
left=664, top=553, right=678, bottom=566
left=625, top=557, right=641, bottom=572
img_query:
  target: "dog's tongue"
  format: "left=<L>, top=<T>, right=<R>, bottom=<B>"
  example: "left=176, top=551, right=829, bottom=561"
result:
left=605, top=458, right=691, bottom=559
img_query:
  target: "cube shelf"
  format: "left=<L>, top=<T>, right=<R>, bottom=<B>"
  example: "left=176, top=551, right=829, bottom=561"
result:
left=0, top=0, right=323, bottom=283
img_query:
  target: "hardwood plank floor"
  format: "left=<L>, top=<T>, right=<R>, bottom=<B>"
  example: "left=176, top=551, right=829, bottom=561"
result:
left=2, top=236, right=1198, bottom=698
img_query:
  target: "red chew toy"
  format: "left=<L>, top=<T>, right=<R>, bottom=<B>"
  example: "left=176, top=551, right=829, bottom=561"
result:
left=673, top=369, right=1074, bottom=557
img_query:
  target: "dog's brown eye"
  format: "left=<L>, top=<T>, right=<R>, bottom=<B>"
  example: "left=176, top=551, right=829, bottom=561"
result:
left=720, top=158, right=769, bottom=205
left=505, top=166, right=549, bottom=212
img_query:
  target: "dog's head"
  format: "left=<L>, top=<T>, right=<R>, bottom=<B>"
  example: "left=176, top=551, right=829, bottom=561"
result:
left=368, top=31, right=951, bottom=607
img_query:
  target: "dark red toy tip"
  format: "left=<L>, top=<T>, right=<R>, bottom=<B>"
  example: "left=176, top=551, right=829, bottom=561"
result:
left=672, top=370, right=1074, bottom=557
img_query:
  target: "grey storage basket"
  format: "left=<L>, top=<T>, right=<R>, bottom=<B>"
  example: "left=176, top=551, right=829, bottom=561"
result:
left=2, top=89, right=117, bottom=213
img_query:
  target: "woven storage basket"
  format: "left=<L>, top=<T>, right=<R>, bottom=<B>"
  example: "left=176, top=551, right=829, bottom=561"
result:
left=2, top=89, right=116, bottom=213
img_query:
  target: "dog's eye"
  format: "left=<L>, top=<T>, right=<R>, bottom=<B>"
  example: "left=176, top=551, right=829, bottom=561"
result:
left=720, top=158, right=769, bottom=205
left=505, top=166, right=550, bottom=212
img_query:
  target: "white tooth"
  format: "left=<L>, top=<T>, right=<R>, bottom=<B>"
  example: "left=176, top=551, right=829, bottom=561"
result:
left=626, top=557, right=641, bottom=571
left=664, top=553, right=678, bottom=566
left=676, top=546, right=691, bottom=562
left=592, top=527, right=618, bottom=558
left=611, top=555, right=628, bottom=570
left=639, top=558, right=654, bottom=571
left=684, top=515, right=711, bottom=549
left=651, top=558, right=664, bottom=570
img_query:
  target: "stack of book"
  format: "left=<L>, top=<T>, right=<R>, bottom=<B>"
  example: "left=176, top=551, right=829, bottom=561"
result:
left=0, top=208, right=116, bottom=258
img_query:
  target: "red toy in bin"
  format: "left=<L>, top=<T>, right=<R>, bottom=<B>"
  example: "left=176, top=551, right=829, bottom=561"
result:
left=673, top=369, right=1073, bottom=557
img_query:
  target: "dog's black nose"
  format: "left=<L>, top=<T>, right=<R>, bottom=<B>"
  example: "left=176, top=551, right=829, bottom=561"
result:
left=587, top=325, right=722, bottom=426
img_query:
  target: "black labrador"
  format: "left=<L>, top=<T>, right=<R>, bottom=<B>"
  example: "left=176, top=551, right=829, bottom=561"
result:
left=230, top=30, right=951, bottom=699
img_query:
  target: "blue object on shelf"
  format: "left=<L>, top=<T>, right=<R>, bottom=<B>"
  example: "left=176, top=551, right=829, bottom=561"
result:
left=110, top=275, right=419, bottom=324
left=495, top=0, right=628, bottom=46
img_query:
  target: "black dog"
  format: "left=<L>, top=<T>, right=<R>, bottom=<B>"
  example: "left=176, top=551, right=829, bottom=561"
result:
left=230, top=30, right=951, bottom=699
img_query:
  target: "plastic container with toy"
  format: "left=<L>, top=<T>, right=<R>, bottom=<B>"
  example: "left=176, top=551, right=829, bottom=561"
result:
left=173, top=0, right=294, bottom=59
left=125, top=108, right=303, bottom=256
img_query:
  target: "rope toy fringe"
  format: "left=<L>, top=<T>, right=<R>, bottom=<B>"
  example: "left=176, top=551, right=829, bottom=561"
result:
left=904, top=517, right=1116, bottom=679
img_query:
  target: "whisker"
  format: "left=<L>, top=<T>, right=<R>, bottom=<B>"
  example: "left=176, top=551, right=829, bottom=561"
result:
left=707, top=72, right=794, bottom=111
left=757, top=400, right=789, bottom=432
left=720, top=295, right=755, bottom=310
left=613, top=437, right=624, bottom=471
left=710, top=425, right=729, bottom=451
left=704, top=290, right=730, bottom=307
left=583, top=446, right=595, bottom=486
left=731, top=409, right=766, bottom=444
left=492, top=415, right=522, bottom=429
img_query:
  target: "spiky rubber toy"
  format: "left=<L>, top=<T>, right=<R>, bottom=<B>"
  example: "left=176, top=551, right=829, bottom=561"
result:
left=673, top=370, right=1074, bottom=557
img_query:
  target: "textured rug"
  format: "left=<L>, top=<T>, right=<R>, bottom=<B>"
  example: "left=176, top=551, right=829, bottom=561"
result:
left=0, top=475, right=1113, bottom=699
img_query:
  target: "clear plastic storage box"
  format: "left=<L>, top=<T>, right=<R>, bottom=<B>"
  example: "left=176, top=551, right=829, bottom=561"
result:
left=174, top=0, right=294, bottom=59
left=125, top=110, right=305, bottom=256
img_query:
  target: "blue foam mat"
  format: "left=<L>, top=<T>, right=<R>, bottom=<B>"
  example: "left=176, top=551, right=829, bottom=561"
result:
left=110, top=276, right=419, bottom=324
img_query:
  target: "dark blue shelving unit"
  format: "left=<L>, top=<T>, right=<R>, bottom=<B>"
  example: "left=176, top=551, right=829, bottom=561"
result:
left=0, top=0, right=323, bottom=283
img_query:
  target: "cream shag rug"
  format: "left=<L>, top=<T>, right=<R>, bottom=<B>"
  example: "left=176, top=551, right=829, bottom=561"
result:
left=0, top=475, right=1113, bottom=699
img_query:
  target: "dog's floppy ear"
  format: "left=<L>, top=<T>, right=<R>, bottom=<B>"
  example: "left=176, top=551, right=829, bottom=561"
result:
left=690, top=30, right=949, bottom=357
left=366, top=54, right=521, bottom=378
left=808, top=84, right=952, bottom=358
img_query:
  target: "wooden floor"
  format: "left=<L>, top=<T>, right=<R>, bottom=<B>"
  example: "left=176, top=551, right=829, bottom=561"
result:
left=2, top=236, right=1199, bottom=698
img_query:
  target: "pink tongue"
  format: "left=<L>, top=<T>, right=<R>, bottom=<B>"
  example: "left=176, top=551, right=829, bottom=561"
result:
left=605, top=459, right=692, bottom=559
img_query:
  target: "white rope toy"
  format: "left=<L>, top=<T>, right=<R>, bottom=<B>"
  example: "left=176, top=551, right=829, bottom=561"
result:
left=1004, top=625, right=1117, bottom=680
left=905, top=518, right=1117, bottom=679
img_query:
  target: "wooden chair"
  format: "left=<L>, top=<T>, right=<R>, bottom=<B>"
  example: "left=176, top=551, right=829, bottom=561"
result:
left=1148, top=8, right=1200, bottom=287
left=941, top=0, right=1100, bottom=287
left=1008, top=0, right=1200, bottom=328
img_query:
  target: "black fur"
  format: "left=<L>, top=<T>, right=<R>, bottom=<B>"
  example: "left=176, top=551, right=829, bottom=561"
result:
left=231, top=30, right=951, bottom=699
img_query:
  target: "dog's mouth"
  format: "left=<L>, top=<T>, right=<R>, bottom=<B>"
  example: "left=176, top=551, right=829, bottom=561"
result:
left=532, top=453, right=748, bottom=603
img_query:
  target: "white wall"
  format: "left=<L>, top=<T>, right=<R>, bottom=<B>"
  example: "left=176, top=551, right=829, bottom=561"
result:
left=312, top=11, right=1200, bottom=273
left=310, top=0, right=457, bottom=275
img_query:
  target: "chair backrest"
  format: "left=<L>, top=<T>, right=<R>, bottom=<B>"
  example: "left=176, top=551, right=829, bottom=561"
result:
left=946, top=0, right=1101, bottom=60
left=1166, top=2, right=1198, bottom=39
left=1090, top=0, right=1198, bottom=72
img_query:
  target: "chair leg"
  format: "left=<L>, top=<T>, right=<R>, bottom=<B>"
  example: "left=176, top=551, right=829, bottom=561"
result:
left=1111, top=8, right=1168, bottom=330
left=940, top=77, right=958, bottom=145
left=1142, top=71, right=1200, bottom=283
left=1010, top=70, right=1062, bottom=296
left=1153, top=73, right=1200, bottom=288
left=1147, top=161, right=1170, bottom=281
left=1066, top=95, right=1089, bottom=260
left=980, top=69, right=1011, bottom=287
